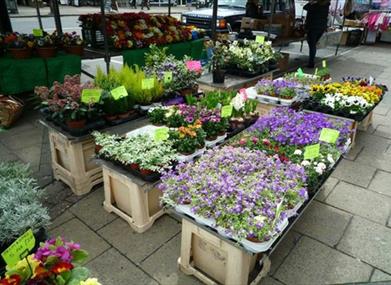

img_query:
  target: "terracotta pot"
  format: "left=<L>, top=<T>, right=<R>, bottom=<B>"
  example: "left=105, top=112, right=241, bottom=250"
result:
left=246, top=236, right=262, bottom=243
left=140, top=168, right=154, bottom=176
left=36, top=47, right=57, bottom=58
left=9, top=48, right=31, bottom=59
left=105, top=114, right=118, bottom=121
left=129, top=163, right=139, bottom=171
left=66, top=119, right=86, bottom=129
left=65, top=45, right=84, bottom=56
left=95, top=144, right=102, bottom=154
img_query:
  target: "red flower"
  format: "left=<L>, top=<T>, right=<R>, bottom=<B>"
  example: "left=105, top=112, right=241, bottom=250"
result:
left=51, top=262, right=74, bottom=274
left=0, top=275, right=21, bottom=285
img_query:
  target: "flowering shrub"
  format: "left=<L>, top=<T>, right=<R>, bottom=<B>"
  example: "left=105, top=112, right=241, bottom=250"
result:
left=256, top=79, right=299, bottom=99
left=160, top=146, right=307, bottom=241
left=0, top=237, right=101, bottom=285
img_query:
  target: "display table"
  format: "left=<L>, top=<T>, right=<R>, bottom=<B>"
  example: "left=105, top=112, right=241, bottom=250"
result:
left=39, top=117, right=148, bottom=195
left=122, top=39, right=205, bottom=67
left=0, top=53, right=81, bottom=95
left=197, top=69, right=277, bottom=92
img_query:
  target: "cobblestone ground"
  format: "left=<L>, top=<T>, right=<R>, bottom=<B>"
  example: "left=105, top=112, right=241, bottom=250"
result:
left=1, top=44, right=391, bottom=285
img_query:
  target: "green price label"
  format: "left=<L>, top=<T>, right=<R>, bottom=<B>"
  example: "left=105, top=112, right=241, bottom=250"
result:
left=255, top=35, right=265, bottom=44
left=111, top=86, right=128, bottom=100
left=32, top=28, right=43, bottom=37
left=319, top=128, right=340, bottom=144
left=304, top=144, right=320, bottom=160
left=314, top=68, right=318, bottom=75
left=297, top=68, right=304, bottom=78
left=1, top=229, right=35, bottom=266
left=81, top=89, right=102, bottom=104
left=322, top=60, right=327, bottom=68
left=154, top=127, right=169, bottom=141
left=221, top=105, right=233, bottom=118
left=142, top=78, right=155, bottom=90
left=163, top=72, right=173, bottom=84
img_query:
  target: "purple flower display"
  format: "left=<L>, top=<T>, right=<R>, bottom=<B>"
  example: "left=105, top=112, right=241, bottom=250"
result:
left=160, top=146, right=307, bottom=241
left=249, top=107, right=351, bottom=148
left=35, top=237, right=81, bottom=263
left=256, top=79, right=299, bottom=98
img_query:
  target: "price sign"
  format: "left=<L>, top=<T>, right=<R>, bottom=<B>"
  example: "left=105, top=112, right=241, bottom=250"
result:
left=322, top=60, right=327, bottom=68
left=185, top=60, right=202, bottom=72
left=154, top=127, right=169, bottom=141
left=297, top=68, right=305, bottom=78
left=255, top=35, right=265, bottom=44
left=81, top=89, right=102, bottom=104
left=163, top=71, right=173, bottom=84
left=221, top=105, right=233, bottom=118
left=319, top=128, right=340, bottom=144
left=304, top=144, right=320, bottom=160
left=32, top=29, right=43, bottom=37
left=111, top=86, right=128, bottom=100
left=1, top=229, right=35, bottom=266
left=142, top=78, right=155, bottom=90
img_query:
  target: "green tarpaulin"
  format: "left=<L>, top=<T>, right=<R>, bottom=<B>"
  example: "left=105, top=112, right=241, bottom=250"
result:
left=122, top=39, right=205, bottom=67
left=0, top=53, right=81, bottom=95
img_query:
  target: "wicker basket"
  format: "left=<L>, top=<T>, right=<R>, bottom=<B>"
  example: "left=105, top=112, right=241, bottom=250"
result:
left=0, top=95, right=24, bottom=128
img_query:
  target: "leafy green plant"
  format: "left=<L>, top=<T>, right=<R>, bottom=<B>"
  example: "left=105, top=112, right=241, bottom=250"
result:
left=148, top=107, right=168, bottom=125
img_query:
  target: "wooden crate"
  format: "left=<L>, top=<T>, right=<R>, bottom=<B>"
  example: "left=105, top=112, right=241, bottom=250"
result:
left=102, top=164, right=164, bottom=233
left=48, top=130, right=102, bottom=195
left=256, top=102, right=277, bottom=118
left=178, top=219, right=271, bottom=285
left=358, top=110, right=373, bottom=131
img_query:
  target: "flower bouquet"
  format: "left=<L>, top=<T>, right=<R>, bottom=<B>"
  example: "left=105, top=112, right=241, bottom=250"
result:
left=160, top=146, right=307, bottom=252
left=254, top=78, right=300, bottom=106
left=0, top=237, right=101, bottom=285
left=3, top=33, right=36, bottom=59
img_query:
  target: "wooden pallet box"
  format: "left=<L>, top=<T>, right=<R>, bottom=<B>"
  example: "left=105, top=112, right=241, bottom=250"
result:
left=178, top=218, right=270, bottom=285
left=48, top=129, right=102, bottom=195
left=357, top=110, right=373, bottom=131
left=102, top=163, right=164, bottom=233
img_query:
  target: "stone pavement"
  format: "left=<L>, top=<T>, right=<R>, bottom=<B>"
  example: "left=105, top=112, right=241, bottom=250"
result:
left=1, top=44, right=391, bottom=285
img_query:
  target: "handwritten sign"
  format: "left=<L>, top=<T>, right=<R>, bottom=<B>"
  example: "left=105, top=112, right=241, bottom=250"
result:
left=154, top=127, right=169, bottom=141
left=111, top=86, right=128, bottom=100
left=32, top=29, right=43, bottom=37
left=319, top=128, right=339, bottom=144
left=255, top=35, right=265, bottom=44
left=322, top=60, right=327, bottom=68
left=142, top=78, right=155, bottom=90
left=163, top=71, right=173, bottom=84
left=297, top=68, right=304, bottom=78
left=1, top=229, right=35, bottom=266
left=221, top=105, right=233, bottom=118
left=304, top=144, right=320, bottom=160
left=185, top=60, right=202, bottom=72
left=81, top=89, right=102, bottom=104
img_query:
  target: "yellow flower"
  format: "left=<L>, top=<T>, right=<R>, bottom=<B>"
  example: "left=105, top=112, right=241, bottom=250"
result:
left=80, top=278, right=102, bottom=285
left=6, top=255, right=41, bottom=279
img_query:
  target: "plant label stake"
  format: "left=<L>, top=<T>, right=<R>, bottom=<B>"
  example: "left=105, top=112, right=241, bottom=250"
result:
left=255, top=35, right=265, bottom=44
left=185, top=60, right=202, bottom=72
left=319, top=128, right=339, bottom=144
left=314, top=68, right=318, bottom=76
left=154, top=127, right=169, bottom=141
left=32, top=29, right=43, bottom=37
left=322, top=60, right=327, bottom=68
left=297, top=68, right=304, bottom=78
left=1, top=229, right=35, bottom=267
left=221, top=105, right=233, bottom=118
left=142, top=78, right=155, bottom=90
left=111, top=86, right=128, bottom=100
left=163, top=72, right=173, bottom=84
left=304, top=144, right=320, bottom=160
left=81, top=89, right=102, bottom=104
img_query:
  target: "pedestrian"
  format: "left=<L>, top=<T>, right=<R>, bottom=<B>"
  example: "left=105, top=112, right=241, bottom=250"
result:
left=304, top=0, right=330, bottom=68
left=141, top=0, right=150, bottom=10
left=130, top=0, right=137, bottom=8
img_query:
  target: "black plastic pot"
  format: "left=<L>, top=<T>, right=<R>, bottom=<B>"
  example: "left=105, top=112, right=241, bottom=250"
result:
left=212, top=69, right=226, bottom=84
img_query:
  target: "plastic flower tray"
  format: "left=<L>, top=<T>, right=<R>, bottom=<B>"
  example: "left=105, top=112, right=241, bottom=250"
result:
left=285, top=201, right=304, bottom=219
left=125, top=124, right=161, bottom=138
left=205, top=134, right=227, bottom=148
left=175, top=204, right=216, bottom=227
left=177, top=147, right=206, bottom=162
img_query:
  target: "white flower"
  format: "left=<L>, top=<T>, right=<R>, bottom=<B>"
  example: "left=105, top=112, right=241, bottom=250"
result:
left=301, top=160, right=311, bottom=166
left=294, top=149, right=302, bottom=155
left=254, top=215, right=266, bottom=223
left=315, top=162, right=327, bottom=174
left=327, top=154, right=335, bottom=164
left=230, top=93, right=246, bottom=111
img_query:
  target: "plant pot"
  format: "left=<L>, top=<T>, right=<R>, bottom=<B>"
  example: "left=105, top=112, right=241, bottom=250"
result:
left=246, top=236, right=263, bottom=243
left=66, top=119, right=86, bottom=129
left=206, top=135, right=218, bottom=141
left=65, top=45, right=84, bottom=56
left=180, top=150, right=196, bottom=156
left=212, top=69, right=225, bottom=84
left=217, top=130, right=226, bottom=136
left=129, top=163, right=140, bottom=171
left=140, top=168, right=154, bottom=176
left=8, top=47, right=32, bottom=59
left=36, top=46, right=57, bottom=58
left=105, top=114, right=118, bottom=121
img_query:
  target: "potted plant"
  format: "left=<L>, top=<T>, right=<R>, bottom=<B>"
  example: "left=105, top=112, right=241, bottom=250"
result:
left=36, top=33, right=57, bottom=58
left=199, top=108, right=228, bottom=141
left=4, top=33, right=35, bottom=59
left=169, top=120, right=206, bottom=156
left=148, top=106, right=168, bottom=126
left=63, top=32, right=84, bottom=55
left=211, top=41, right=228, bottom=84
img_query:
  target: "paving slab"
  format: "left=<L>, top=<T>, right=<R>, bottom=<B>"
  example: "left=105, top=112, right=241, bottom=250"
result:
left=50, top=218, right=110, bottom=262
left=0, top=142, right=20, bottom=162
left=98, top=215, right=181, bottom=264
left=343, top=144, right=364, bottom=161
left=43, top=181, right=72, bottom=206
left=14, top=144, right=42, bottom=171
left=0, top=128, right=43, bottom=150
left=48, top=199, right=73, bottom=220
left=48, top=210, right=75, bottom=230
left=375, top=125, right=391, bottom=139
left=293, top=201, right=352, bottom=246
left=374, top=105, right=390, bottom=116
left=141, top=234, right=203, bottom=285
left=368, top=170, right=391, bottom=197
left=355, top=131, right=391, bottom=153
left=326, top=181, right=391, bottom=224
left=371, top=269, right=391, bottom=282
left=69, top=188, right=117, bottom=231
left=274, top=236, right=372, bottom=284
left=338, top=216, right=391, bottom=274
left=331, top=159, right=377, bottom=188
left=260, top=277, right=284, bottom=285
left=87, top=248, right=158, bottom=285
left=316, top=177, right=339, bottom=202
left=355, top=149, right=391, bottom=173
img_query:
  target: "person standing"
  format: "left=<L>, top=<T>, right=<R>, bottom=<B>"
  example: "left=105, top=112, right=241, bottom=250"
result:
left=304, top=0, right=330, bottom=68
left=141, top=0, right=150, bottom=10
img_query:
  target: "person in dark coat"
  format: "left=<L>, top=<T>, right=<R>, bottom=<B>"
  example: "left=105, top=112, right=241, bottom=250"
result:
left=304, top=0, right=330, bottom=68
